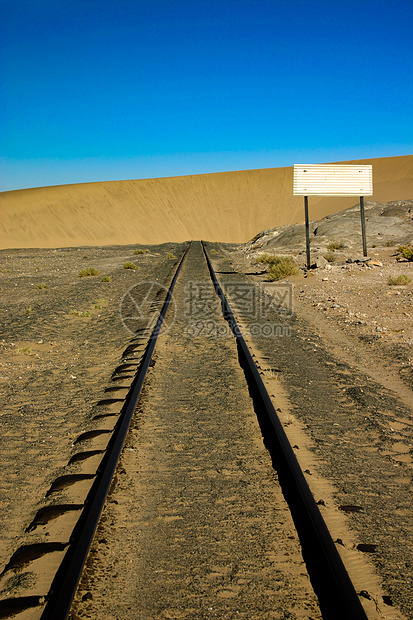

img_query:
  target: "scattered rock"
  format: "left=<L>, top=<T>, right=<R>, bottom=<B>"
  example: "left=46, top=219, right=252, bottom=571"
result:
left=315, top=255, right=328, bottom=269
left=357, top=543, right=378, bottom=553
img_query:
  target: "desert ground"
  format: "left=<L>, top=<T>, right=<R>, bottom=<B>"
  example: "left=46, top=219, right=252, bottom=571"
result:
left=0, top=157, right=412, bottom=618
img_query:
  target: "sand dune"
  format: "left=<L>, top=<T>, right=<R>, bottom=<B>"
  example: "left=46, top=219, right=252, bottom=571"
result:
left=1, top=155, right=412, bottom=249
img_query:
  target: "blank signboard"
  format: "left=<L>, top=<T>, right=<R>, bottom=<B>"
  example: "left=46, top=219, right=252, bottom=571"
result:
left=293, top=165, right=373, bottom=196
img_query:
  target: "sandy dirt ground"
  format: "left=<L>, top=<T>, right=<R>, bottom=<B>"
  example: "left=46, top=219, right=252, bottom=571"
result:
left=0, top=243, right=186, bottom=615
left=0, top=234, right=412, bottom=619
left=213, top=242, right=412, bottom=618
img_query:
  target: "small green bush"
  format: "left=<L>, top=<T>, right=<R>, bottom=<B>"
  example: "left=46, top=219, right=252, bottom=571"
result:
left=267, top=257, right=300, bottom=281
left=79, top=267, right=100, bottom=277
left=133, top=249, right=145, bottom=255
left=255, top=254, right=283, bottom=266
left=36, top=282, right=48, bottom=289
left=167, top=253, right=176, bottom=260
left=101, top=276, right=113, bottom=282
left=70, top=309, right=91, bottom=317
left=327, top=241, right=345, bottom=251
left=397, top=245, right=413, bottom=261
left=16, top=346, right=33, bottom=356
left=124, top=262, right=138, bottom=270
left=388, top=274, right=411, bottom=286
left=323, top=253, right=337, bottom=263
left=94, top=298, right=107, bottom=309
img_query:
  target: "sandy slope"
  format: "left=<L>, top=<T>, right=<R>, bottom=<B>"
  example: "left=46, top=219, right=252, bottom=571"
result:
left=1, top=155, right=412, bottom=249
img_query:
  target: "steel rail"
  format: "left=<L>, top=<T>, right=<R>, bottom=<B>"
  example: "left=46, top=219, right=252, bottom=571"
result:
left=40, top=246, right=190, bottom=620
left=201, top=242, right=368, bottom=620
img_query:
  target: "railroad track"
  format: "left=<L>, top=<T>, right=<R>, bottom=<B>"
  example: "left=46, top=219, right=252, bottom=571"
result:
left=0, top=241, right=369, bottom=619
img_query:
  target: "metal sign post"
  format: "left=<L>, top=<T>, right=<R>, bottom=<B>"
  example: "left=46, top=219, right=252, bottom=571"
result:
left=359, top=196, right=367, bottom=256
left=304, top=195, right=311, bottom=269
left=293, top=164, right=373, bottom=267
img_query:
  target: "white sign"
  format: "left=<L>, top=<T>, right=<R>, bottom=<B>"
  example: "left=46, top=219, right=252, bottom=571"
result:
left=293, top=164, right=373, bottom=196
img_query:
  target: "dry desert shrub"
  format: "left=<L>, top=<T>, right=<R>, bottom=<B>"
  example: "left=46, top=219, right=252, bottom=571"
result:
left=255, top=254, right=300, bottom=280
left=327, top=241, right=346, bottom=251
left=265, top=256, right=300, bottom=281
left=323, top=252, right=337, bottom=263
left=101, top=276, right=113, bottom=282
left=36, top=282, right=48, bottom=289
left=16, top=346, right=33, bottom=356
left=79, top=267, right=100, bottom=277
left=69, top=309, right=91, bottom=317
left=255, top=254, right=283, bottom=266
left=123, top=262, right=138, bottom=270
left=94, top=298, right=107, bottom=310
left=255, top=254, right=300, bottom=279
left=397, top=245, right=413, bottom=261
left=255, top=254, right=300, bottom=278
left=167, top=253, right=176, bottom=259
left=388, top=274, right=411, bottom=286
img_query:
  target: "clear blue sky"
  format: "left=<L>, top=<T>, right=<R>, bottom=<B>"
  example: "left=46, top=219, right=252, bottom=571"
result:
left=1, top=0, right=412, bottom=192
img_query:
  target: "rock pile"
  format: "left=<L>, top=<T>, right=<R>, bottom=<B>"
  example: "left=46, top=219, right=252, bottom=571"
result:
left=245, top=200, right=413, bottom=259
